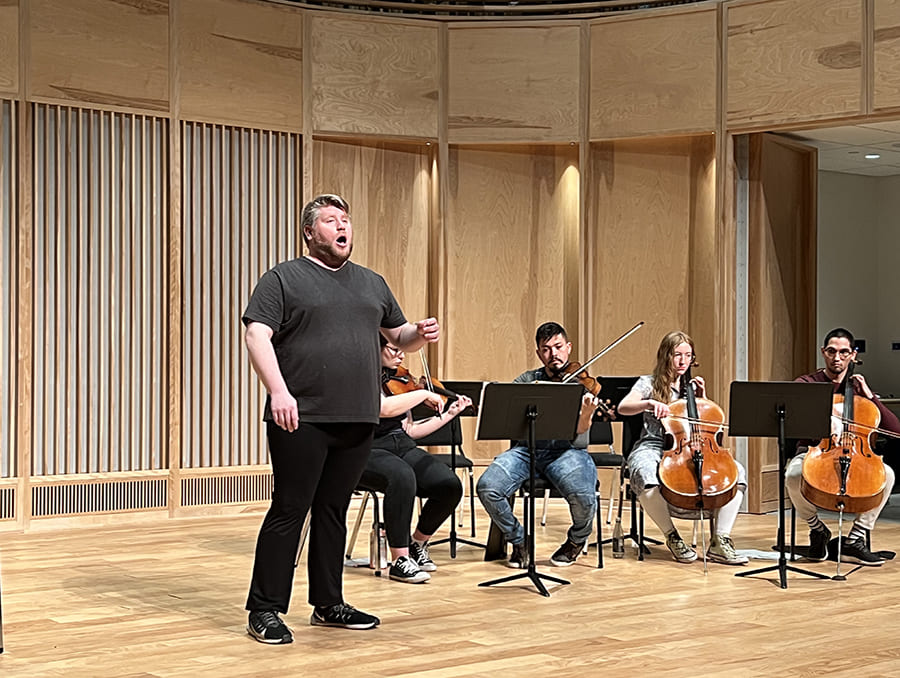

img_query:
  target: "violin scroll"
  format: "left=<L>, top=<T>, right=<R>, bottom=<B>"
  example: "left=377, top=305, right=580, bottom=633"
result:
left=555, top=361, right=616, bottom=420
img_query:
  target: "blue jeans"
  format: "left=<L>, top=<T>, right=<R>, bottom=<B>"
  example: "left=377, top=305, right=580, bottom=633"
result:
left=476, top=445, right=597, bottom=546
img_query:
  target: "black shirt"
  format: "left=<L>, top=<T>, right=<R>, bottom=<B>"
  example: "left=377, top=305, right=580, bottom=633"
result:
left=243, top=257, right=406, bottom=424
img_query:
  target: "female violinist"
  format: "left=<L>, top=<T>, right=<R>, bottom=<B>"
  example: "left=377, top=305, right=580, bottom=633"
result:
left=785, top=327, right=899, bottom=566
left=617, top=330, right=748, bottom=565
left=357, top=335, right=471, bottom=583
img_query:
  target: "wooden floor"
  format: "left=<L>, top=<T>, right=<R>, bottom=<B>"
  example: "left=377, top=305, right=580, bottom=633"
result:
left=3, top=498, right=900, bottom=677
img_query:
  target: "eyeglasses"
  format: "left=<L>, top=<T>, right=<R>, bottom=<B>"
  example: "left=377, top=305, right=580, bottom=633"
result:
left=384, top=345, right=404, bottom=356
left=823, top=347, right=853, bottom=358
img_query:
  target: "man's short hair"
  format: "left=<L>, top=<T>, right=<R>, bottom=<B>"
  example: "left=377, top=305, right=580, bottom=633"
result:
left=823, top=327, right=854, bottom=347
left=535, top=322, right=567, bottom=347
left=301, top=194, right=350, bottom=244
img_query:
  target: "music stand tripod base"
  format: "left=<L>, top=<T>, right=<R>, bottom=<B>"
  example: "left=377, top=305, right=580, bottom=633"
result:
left=728, top=380, right=833, bottom=589
left=474, top=382, right=583, bottom=596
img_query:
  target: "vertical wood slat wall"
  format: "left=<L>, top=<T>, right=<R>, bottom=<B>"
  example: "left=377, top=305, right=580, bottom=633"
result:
left=31, top=104, right=168, bottom=476
left=180, top=122, right=300, bottom=470
left=1, top=100, right=16, bottom=483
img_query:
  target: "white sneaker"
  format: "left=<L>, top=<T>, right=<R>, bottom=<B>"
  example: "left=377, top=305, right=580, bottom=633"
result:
left=665, top=531, right=698, bottom=563
left=706, top=534, right=748, bottom=565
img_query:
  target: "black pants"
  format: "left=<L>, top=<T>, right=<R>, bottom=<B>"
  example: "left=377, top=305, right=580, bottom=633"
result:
left=246, top=421, right=374, bottom=613
left=358, top=431, right=463, bottom=549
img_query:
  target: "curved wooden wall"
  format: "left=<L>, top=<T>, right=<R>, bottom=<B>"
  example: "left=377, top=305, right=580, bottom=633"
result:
left=3, top=0, right=900, bottom=526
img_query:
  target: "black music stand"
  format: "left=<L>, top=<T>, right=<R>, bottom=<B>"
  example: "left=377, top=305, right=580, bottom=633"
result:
left=420, top=380, right=486, bottom=557
left=729, top=380, right=833, bottom=589
left=475, top=381, right=584, bottom=597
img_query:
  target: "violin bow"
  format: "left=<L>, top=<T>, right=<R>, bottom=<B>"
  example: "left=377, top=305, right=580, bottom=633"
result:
left=560, top=321, right=645, bottom=385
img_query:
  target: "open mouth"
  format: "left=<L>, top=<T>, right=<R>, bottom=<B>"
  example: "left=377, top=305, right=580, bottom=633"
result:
left=336, top=235, right=348, bottom=246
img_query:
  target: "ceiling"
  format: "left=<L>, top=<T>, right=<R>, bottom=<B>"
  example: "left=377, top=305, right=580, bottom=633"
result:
left=782, top=121, right=900, bottom=177
left=271, top=0, right=709, bottom=20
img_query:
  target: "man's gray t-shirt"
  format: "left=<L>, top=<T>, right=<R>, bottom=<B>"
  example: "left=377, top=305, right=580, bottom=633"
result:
left=243, top=257, right=406, bottom=424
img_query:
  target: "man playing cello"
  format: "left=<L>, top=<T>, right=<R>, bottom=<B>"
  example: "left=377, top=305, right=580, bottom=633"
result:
left=786, top=328, right=900, bottom=566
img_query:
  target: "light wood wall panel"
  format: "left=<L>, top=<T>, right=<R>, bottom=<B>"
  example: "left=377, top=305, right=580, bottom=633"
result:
left=746, top=133, right=817, bottom=512
left=31, top=104, right=168, bottom=475
left=312, top=138, right=432, bottom=325
left=175, top=0, right=303, bottom=129
left=589, top=8, right=717, bottom=139
left=443, top=145, right=579, bottom=459
left=309, top=16, right=438, bottom=138
left=1, top=99, right=16, bottom=479
left=0, top=0, right=18, bottom=95
left=874, top=0, right=900, bottom=111
left=181, top=121, right=301, bottom=469
left=587, top=136, right=717, bottom=393
left=28, top=0, right=168, bottom=111
left=448, top=26, right=580, bottom=143
left=727, top=0, right=863, bottom=129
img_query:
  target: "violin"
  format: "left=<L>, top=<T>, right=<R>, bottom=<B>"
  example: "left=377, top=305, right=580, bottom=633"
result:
left=551, top=361, right=615, bottom=419
left=547, top=321, right=646, bottom=420
left=382, top=365, right=451, bottom=403
left=801, top=361, right=886, bottom=514
left=382, top=354, right=474, bottom=414
left=659, top=366, right=739, bottom=511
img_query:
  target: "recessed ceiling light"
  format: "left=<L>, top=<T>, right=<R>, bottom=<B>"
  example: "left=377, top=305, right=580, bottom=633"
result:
left=865, top=153, right=881, bottom=159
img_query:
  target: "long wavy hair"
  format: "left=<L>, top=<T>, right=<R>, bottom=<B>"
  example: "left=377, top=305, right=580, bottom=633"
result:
left=650, top=331, right=697, bottom=404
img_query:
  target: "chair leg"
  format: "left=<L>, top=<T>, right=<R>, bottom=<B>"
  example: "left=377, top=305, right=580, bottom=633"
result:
left=540, top=488, right=551, bottom=526
left=468, top=467, right=477, bottom=537
left=346, top=492, right=370, bottom=560
left=294, top=508, right=312, bottom=567
left=636, top=493, right=645, bottom=561
left=596, top=494, right=604, bottom=569
left=605, top=471, right=618, bottom=525
left=790, top=504, right=796, bottom=560
left=373, top=492, right=384, bottom=577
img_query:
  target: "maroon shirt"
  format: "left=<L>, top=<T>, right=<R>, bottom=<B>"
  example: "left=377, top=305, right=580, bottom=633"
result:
left=794, top=370, right=900, bottom=449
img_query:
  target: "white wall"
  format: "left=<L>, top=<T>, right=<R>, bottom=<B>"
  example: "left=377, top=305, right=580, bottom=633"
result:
left=818, top=170, right=900, bottom=397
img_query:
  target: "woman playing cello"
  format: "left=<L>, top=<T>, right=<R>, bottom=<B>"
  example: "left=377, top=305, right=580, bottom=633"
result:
left=785, top=327, right=899, bottom=566
left=617, top=331, right=748, bottom=565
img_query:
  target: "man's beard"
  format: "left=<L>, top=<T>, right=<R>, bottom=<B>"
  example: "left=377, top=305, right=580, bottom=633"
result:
left=309, top=237, right=351, bottom=268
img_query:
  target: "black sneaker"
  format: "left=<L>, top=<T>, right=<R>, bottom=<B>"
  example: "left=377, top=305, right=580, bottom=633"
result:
left=550, top=539, right=584, bottom=567
left=838, top=536, right=884, bottom=567
left=507, top=541, right=529, bottom=569
left=388, top=555, right=431, bottom=583
left=247, top=610, right=293, bottom=644
left=310, top=603, right=380, bottom=630
left=409, top=540, right=437, bottom=572
left=807, top=525, right=832, bottom=561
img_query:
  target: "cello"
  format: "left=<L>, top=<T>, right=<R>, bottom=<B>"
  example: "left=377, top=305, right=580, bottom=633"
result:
left=659, top=366, right=739, bottom=511
left=800, top=360, right=886, bottom=515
